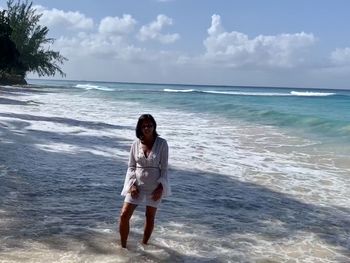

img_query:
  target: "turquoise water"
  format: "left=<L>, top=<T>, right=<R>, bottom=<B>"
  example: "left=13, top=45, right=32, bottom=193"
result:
left=29, top=79, right=350, bottom=145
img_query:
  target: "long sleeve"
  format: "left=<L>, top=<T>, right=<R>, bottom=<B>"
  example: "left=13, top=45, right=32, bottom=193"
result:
left=157, top=139, right=171, bottom=197
left=121, top=142, right=137, bottom=196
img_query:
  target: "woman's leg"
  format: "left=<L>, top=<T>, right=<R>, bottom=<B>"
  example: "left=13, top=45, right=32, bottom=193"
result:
left=142, top=206, right=158, bottom=245
left=119, top=202, right=137, bottom=248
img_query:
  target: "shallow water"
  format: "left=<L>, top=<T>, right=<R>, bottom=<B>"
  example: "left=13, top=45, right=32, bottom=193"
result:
left=0, top=83, right=349, bottom=262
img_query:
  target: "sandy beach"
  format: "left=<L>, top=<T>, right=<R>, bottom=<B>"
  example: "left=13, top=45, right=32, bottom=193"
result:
left=1, top=83, right=350, bottom=262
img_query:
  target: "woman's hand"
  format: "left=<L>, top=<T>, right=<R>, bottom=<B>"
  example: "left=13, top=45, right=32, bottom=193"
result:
left=152, top=183, right=163, bottom=201
left=130, top=184, right=139, bottom=199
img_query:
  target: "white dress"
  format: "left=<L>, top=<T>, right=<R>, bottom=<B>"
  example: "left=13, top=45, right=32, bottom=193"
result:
left=121, top=137, right=171, bottom=200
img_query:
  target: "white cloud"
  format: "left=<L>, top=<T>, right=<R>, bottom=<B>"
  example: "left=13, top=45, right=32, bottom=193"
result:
left=49, top=14, right=179, bottom=62
left=330, top=48, right=350, bottom=66
left=55, top=34, right=125, bottom=57
left=34, top=5, right=94, bottom=30
left=138, top=14, right=180, bottom=44
left=207, top=14, right=224, bottom=36
left=54, top=32, right=160, bottom=63
left=203, top=14, right=316, bottom=68
left=99, top=14, right=137, bottom=35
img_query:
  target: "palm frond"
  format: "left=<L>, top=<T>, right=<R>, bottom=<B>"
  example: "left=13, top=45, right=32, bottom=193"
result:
left=6, top=0, right=67, bottom=77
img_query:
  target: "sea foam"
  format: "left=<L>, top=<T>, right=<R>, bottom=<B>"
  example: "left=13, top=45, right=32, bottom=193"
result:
left=163, top=88, right=336, bottom=97
left=75, top=84, right=114, bottom=91
left=290, top=91, right=335, bottom=96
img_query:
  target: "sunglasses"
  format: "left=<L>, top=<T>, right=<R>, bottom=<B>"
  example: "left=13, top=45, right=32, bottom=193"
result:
left=142, top=124, right=153, bottom=129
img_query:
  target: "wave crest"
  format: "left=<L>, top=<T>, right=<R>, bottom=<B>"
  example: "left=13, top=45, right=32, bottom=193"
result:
left=290, top=91, right=335, bottom=97
left=75, top=84, right=114, bottom=91
left=163, top=89, right=195, bottom=93
left=163, top=88, right=336, bottom=97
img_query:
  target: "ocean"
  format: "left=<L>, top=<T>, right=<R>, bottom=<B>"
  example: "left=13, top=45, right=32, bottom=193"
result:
left=0, top=79, right=349, bottom=262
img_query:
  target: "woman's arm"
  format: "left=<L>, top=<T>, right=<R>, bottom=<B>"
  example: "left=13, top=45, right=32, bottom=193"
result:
left=121, top=142, right=137, bottom=196
left=156, top=139, right=171, bottom=197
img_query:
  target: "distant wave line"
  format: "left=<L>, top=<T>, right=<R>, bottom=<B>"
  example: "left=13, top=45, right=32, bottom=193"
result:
left=290, top=91, right=335, bottom=96
left=163, top=88, right=336, bottom=97
left=204, top=90, right=290, bottom=96
left=74, top=84, right=114, bottom=91
left=163, top=88, right=195, bottom=93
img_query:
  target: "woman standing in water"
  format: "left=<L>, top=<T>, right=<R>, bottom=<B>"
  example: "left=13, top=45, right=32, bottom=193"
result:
left=119, top=114, right=171, bottom=248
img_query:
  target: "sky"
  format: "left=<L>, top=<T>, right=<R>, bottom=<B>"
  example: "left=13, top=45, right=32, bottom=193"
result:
left=1, top=0, right=350, bottom=89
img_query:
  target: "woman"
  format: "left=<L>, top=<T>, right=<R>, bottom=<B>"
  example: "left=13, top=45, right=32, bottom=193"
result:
left=119, top=114, right=171, bottom=248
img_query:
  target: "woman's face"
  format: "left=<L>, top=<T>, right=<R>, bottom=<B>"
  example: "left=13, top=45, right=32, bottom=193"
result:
left=141, top=119, right=154, bottom=137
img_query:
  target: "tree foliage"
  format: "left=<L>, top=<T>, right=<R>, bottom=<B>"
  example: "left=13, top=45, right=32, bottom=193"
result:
left=6, top=0, right=67, bottom=77
left=0, top=9, right=21, bottom=72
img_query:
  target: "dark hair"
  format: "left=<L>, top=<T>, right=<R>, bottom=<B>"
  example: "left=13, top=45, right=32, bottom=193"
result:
left=136, top=114, right=159, bottom=139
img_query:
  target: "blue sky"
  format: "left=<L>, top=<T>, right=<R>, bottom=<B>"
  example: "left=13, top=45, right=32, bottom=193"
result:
left=1, top=0, right=350, bottom=89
